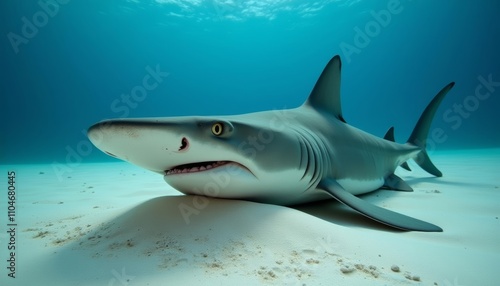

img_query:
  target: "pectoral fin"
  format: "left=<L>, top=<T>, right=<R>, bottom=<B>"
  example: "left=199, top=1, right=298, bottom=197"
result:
left=318, top=179, right=442, bottom=232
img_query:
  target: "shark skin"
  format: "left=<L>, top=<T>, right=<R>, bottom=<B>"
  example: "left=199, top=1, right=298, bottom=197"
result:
left=88, top=55, right=454, bottom=232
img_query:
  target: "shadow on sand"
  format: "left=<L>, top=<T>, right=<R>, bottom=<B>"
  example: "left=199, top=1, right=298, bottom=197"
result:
left=45, top=180, right=450, bottom=284
left=45, top=195, right=309, bottom=284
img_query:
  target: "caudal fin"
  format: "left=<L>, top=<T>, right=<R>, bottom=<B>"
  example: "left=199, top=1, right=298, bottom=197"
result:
left=407, top=82, right=455, bottom=177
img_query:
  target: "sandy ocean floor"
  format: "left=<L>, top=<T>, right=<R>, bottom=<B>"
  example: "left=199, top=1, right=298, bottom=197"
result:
left=0, top=148, right=499, bottom=285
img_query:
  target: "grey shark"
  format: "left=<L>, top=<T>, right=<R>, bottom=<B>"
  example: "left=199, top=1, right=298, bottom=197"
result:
left=88, top=55, right=454, bottom=232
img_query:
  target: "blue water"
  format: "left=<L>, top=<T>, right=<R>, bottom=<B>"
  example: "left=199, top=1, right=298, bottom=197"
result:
left=1, top=0, right=499, bottom=164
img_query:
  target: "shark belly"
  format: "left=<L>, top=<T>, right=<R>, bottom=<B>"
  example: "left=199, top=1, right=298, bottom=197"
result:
left=336, top=177, right=385, bottom=195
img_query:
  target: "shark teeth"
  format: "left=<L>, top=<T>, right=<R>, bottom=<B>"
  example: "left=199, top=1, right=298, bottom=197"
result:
left=165, top=161, right=229, bottom=175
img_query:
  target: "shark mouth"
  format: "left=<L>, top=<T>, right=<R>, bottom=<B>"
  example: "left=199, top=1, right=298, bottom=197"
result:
left=165, top=161, right=249, bottom=176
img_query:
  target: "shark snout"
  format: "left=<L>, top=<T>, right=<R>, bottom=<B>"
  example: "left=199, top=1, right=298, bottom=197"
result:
left=87, top=119, right=193, bottom=173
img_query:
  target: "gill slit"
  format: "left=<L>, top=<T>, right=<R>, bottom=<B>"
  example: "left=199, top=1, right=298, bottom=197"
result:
left=292, top=126, right=329, bottom=193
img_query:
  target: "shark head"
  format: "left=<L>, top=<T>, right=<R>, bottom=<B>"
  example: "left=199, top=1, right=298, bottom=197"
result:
left=88, top=111, right=318, bottom=203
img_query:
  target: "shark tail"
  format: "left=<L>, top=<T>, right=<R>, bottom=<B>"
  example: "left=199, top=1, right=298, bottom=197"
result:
left=406, top=82, right=455, bottom=177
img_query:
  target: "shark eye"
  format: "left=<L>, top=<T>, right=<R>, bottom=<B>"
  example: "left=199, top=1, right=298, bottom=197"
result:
left=211, top=122, right=224, bottom=136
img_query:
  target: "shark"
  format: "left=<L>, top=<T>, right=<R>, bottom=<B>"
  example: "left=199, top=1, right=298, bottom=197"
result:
left=88, top=55, right=454, bottom=232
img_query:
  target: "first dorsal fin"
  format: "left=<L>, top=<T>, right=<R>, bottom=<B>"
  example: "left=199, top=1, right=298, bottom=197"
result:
left=383, top=126, right=395, bottom=141
left=305, top=55, right=345, bottom=123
